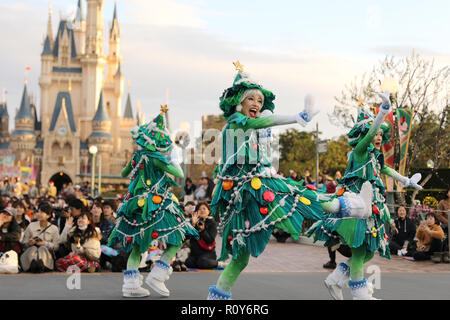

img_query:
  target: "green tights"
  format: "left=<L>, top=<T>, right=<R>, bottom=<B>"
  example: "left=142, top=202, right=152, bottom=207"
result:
left=126, top=244, right=181, bottom=270
left=216, top=251, right=250, bottom=293
left=348, top=245, right=374, bottom=281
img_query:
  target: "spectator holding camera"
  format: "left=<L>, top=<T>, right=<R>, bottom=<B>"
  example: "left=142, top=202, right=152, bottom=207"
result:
left=20, top=202, right=59, bottom=272
left=56, top=211, right=101, bottom=273
left=413, top=212, right=445, bottom=261
left=389, top=206, right=416, bottom=256
left=185, top=202, right=226, bottom=269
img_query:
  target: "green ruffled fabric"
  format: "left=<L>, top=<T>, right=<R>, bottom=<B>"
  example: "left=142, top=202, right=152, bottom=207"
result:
left=307, top=147, right=391, bottom=259
left=108, top=150, right=198, bottom=253
left=211, top=118, right=330, bottom=261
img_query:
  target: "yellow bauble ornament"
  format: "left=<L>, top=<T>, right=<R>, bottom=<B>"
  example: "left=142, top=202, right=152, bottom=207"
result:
left=138, top=198, right=146, bottom=207
left=299, top=196, right=311, bottom=206
left=251, top=177, right=262, bottom=190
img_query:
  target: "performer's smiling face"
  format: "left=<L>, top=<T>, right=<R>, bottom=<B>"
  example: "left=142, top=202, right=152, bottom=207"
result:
left=372, top=130, right=383, bottom=150
left=241, top=93, right=263, bottom=118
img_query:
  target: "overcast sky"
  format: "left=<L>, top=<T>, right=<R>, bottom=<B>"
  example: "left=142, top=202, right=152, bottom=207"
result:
left=1, top=0, right=449, bottom=140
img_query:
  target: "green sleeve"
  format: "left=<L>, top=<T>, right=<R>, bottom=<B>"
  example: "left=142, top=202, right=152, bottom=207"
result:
left=153, top=158, right=184, bottom=179
left=121, top=160, right=133, bottom=177
left=229, top=116, right=276, bottom=130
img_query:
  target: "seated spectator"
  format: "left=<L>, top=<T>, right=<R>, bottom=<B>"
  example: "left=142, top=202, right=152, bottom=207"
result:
left=90, top=200, right=114, bottom=245
left=389, top=206, right=416, bottom=256
left=0, top=207, right=22, bottom=255
left=102, top=200, right=117, bottom=223
left=12, top=201, right=30, bottom=239
left=413, top=213, right=445, bottom=261
left=184, top=178, right=196, bottom=202
left=436, top=189, right=449, bottom=253
left=56, top=211, right=101, bottom=273
left=194, top=179, right=208, bottom=201
left=183, top=201, right=196, bottom=220
left=52, top=206, right=70, bottom=235
left=185, top=202, right=226, bottom=269
left=20, top=202, right=59, bottom=272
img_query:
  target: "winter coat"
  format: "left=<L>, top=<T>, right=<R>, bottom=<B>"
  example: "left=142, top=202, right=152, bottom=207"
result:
left=415, top=224, right=445, bottom=252
left=391, top=217, right=416, bottom=246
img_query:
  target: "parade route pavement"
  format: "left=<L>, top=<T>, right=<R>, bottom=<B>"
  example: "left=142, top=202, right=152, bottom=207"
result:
left=1, top=239, right=448, bottom=300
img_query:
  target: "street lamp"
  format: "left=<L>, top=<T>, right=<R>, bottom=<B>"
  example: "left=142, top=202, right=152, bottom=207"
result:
left=89, top=145, right=98, bottom=197
left=426, top=159, right=435, bottom=169
left=175, top=124, right=191, bottom=199
left=98, top=154, right=102, bottom=197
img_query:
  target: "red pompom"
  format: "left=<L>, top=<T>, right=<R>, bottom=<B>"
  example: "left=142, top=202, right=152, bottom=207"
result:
left=372, top=205, right=379, bottom=214
left=260, top=207, right=268, bottom=215
left=306, top=185, right=317, bottom=191
left=263, top=190, right=275, bottom=202
left=152, top=232, right=159, bottom=239
left=126, top=237, right=132, bottom=243
left=132, top=160, right=136, bottom=166
left=140, top=163, right=144, bottom=169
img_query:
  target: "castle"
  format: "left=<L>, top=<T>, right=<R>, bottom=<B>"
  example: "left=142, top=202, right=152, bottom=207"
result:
left=0, top=0, right=139, bottom=190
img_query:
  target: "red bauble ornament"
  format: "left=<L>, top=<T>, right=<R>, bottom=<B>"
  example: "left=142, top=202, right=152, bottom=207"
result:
left=306, top=185, right=317, bottom=191
left=152, top=232, right=159, bottom=239
left=140, top=163, right=144, bottom=169
left=222, top=180, right=234, bottom=191
left=260, top=207, right=268, bottom=215
left=337, top=187, right=345, bottom=196
left=227, top=235, right=233, bottom=243
left=126, top=237, right=132, bottom=243
left=126, top=194, right=130, bottom=200
left=374, top=171, right=377, bottom=176
left=263, top=190, right=275, bottom=202
left=132, top=160, right=136, bottom=166
left=161, top=134, right=164, bottom=138
left=372, top=205, right=379, bottom=214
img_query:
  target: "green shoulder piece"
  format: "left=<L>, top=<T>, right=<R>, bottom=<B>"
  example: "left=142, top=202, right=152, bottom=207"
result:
left=153, top=158, right=184, bottom=179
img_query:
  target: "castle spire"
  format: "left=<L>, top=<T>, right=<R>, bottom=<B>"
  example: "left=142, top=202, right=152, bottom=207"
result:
left=47, top=1, right=53, bottom=44
left=74, top=0, right=85, bottom=22
left=93, top=90, right=110, bottom=122
left=110, top=0, right=120, bottom=38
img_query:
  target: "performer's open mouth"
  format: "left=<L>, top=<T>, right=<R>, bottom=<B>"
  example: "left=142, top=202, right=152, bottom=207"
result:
left=249, top=107, right=259, bottom=118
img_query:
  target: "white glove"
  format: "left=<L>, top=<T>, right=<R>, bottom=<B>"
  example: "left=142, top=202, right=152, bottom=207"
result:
left=378, top=91, right=392, bottom=114
left=298, top=94, right=319, bottom=124
left=337, top=182, right=373, bottom=219
left=401, top=173, right=423, bottom=190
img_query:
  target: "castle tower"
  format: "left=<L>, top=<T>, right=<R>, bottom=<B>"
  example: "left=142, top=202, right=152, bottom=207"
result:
left=0, top=95, right=10, bottom=145
left=10, top=84, right=36, bottom=165
left=88, top=90, right=113, bottom=174
left=73, top=0, right=86, bottom=56
left=80, top=0, right=107, bottom=141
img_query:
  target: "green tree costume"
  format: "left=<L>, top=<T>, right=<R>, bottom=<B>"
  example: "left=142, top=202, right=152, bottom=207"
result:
left=206, top=65, right=367, bottom=299
left=308, top=95, right=423, bottom=299
left=108, top=107, right=197, bottom=297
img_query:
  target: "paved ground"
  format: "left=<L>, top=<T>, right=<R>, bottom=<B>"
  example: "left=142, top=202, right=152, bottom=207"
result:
left=0, top=238, right=448, bottom=300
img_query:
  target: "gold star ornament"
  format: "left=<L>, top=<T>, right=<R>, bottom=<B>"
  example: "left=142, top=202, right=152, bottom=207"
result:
left=233, top=61, right=244, bottom=73
left=160, top=104, right=168, bottom=115
left=357, top=96, right=364, bottom=107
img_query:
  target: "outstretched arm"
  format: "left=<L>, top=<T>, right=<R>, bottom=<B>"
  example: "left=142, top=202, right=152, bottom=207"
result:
left=233, top=94, right=319, bottom=130
left=121, top=159, right=133, bottom=177
left=153, top=158, right=184, bottom=179
left=381, top=167, right=423, bottom=190
left=354, top=92, right=392, bottom=162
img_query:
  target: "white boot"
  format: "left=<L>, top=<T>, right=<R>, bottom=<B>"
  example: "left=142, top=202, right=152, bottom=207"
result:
left=324, top=262, right=350, bottom=300
left=349, top=278, right=378, bottom=300
left=145, top=260, right=172, bottom=297
left=207, top=285, right=232, bottom=300
left=338, top=182, right=373, bottom=219
left=122, top=270, right=150, bottom=298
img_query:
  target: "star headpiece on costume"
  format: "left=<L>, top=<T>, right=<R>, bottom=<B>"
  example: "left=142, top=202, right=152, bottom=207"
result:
left=131, top=105, right=173, bottom=152
left=219, top=61, right=276, bottom=118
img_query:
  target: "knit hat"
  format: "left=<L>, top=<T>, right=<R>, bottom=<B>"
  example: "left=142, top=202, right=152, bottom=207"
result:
left=219, top=61, right=275, bottom=118
left=347, top=108, right=390, bottom=148
left=131, top=105, right=173, bottom=153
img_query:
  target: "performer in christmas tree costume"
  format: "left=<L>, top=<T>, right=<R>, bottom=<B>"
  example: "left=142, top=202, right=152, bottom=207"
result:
left=108, top=105, right=198, bottom=298
left=207, top=62, right=376, bottom=300
left=308, top=92, right=423, bottom=300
